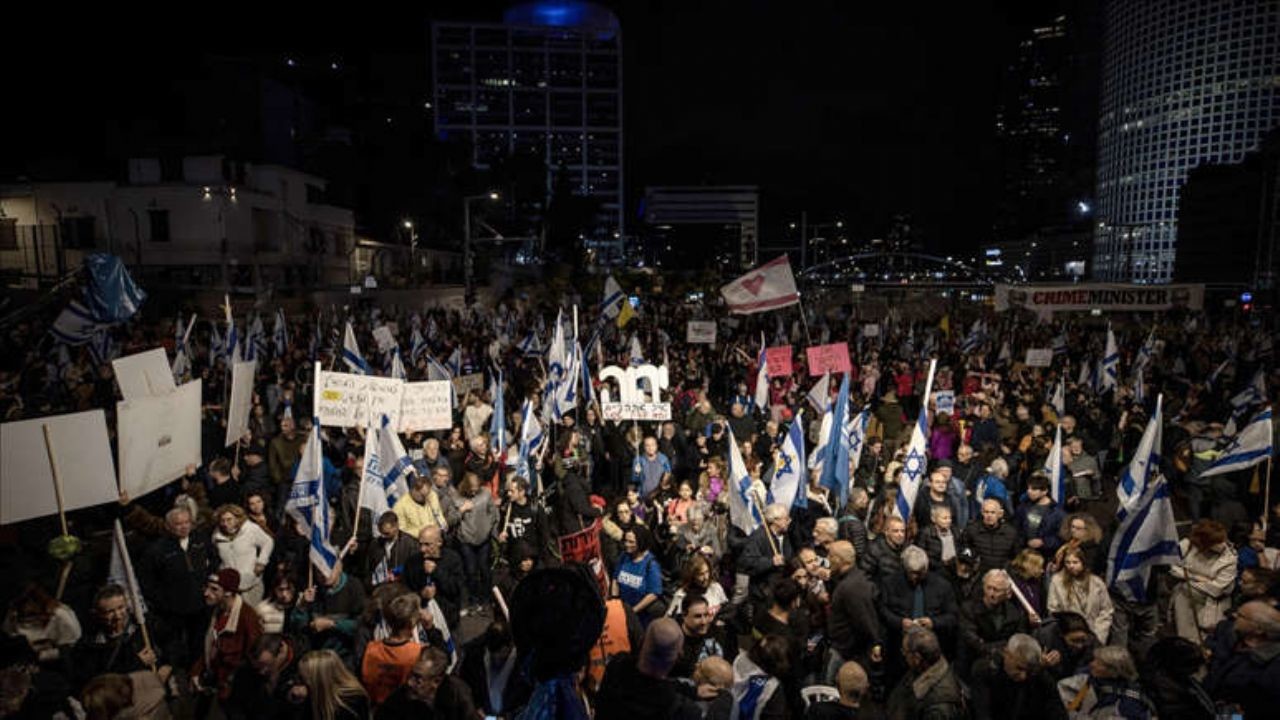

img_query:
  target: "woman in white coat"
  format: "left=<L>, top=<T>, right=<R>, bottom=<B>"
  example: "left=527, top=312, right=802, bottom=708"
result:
left=1169, top=519, right=1237, bottom=644
left=1047, top=545, right=1114, bottom=643
left=212, top=503, right=275, bottom=605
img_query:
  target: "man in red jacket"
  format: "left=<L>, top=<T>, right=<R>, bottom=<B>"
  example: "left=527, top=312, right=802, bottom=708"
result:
left=192, top=568, right=263, bottom=708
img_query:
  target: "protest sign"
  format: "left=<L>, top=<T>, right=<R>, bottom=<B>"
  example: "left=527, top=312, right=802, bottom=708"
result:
left=1, top=410, right=118, bottom=525
left=933, top=390, right=956, bottom=416
left=765, top=346, right=793, bottom=377
left=118, top=380, right=202, bottom=499
left=224, top=360, right=257, bottom=447
left=805, top=343, right=852, bottom=376
left=373, top=326, right=396, bottom=353
left=398, top=381, right=454, bottom=432
left=686, top=321, right=717, bottom=344
left=1024, top=348, right=1054, bottom=367
left=316, top=369, right=405, bottom=428
left=452, top=373, right=485, bottom=397
left=113, top=348, right=177, bottom=401
left=862, top=324, right=881, bottom=338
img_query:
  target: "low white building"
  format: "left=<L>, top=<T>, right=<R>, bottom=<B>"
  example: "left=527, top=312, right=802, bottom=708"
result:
left=0, top=156, right=356, bottom=291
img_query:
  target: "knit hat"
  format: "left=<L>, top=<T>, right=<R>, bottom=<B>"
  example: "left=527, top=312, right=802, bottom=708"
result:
left=208, top=568, right=241, bottom=593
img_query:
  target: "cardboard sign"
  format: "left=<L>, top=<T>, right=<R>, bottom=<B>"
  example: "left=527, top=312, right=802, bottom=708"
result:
left=805, top=343, right=852, bottom=376
left=316, top=370, right=405, bottom=428
left=373, top=326, right=396, bottom=353
left=452, top=373, right=485, bottom=397
left=398, top=381, right=454, bottom=433
left=1, top=410, right=118, bottom=525
left=933, top=390, right=956, bottom=416
left=765, top=346, right=793, bottom=377
left=118, top=380, right=202, bottom=499
left=113, top=348, right=177, bottom=401
left=1025, top=348, right=1054, bottom=368
left=224, top=360, right=258, bottom=447
left=686, top=321, right=717, bottom=344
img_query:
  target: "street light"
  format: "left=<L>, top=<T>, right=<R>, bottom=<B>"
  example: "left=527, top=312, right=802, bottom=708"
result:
left=463, top=192, right=501, bottom=306
left=403, top=219, right=418, bottom=282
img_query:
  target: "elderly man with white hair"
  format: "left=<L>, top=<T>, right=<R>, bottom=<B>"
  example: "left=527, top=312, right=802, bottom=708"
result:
left=958, top=569, right=1034, bottom=680
left=737, top=503, right=794, bottom=605
left=879, top=546, right=960, bottom=684
left=970, top=633, right=1068, bottom=720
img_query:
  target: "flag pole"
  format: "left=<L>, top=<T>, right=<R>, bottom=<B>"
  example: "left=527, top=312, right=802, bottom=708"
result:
left=750, top=489, right=780, bottom=557
left=42, top=424, right=75, bottom=600
left=1265, top=455, right=1273, bottom=532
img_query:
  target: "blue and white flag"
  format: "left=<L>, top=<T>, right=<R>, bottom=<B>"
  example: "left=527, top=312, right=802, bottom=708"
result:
left=1132, top=366, right=1146, bottom=406
left=50, top=300, right=111, bottom=346
left=600, top=275, right=626, bottom=321
left=210, top=323, right=225, bottom=365
left=754, top=335, right=770, bottom=412
left=1052, top=326, right=1069, bottom=356
left=286, top=423, right=339, bottom=579
left=446, top=348, right=462, bottom=378
left=547, top=310, right=568, bottom=380
left=726, top=426, right=763, bottom=535
left=1107, top=472, right=1180, bottom=603
left=88, top=329, right=118, bottom=365
left=818, top=373, right=852, bottom=511
left=1205, top=359, right=1230, bottom=392
left=1117, top=395, right=1163, bottom=521
left=389, top=348, right=407, bottom=381
left=1077, top=357, right=1092, bottom=392
left=515, top=400, right=544, bottom=482
left=628, top=334, right=645, bottom=368
left=896, top=359, right=938, bottom=521
left=806, top=371, right=832, bottom=414
left=846, top=407, right=870, bottom=491
left=1101, top=324, right=1119, bottom=393
left=490, top=370, right=506, bottom=458
left=342, top=321, right=371, bottom=375
left=273, top=309, right=288, bottom=358
left=246, top=315, right=266, bottom=361
left=1051, top=379, right=1065, bottom=416
left=771, top=410, right=807, bottom=510
left=1133, top=329, right=1156, bottom=376
left=410, top=328, right=428, bottom=365
left=960, top=319, right=985, bottom=355
left=517, top=330, right=542, bottom=357
left=109, top=519, right=147, bottom=621
left=1202, top=409, right=1273, bottom=478
left=579, top=343, right=595, bottom=407
left=1044, top=423, right=1066, bottom=504
left=1230, top=369, right=1267, bottom=412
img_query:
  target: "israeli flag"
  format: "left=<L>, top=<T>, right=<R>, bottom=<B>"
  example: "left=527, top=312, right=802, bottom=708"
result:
left=273, top=309, right=288, bottom=358
left=1202, top=409, right=1273, bottom=478
left=771, top=410, right=807, bottom=510
left=1077, top=357, right=1092, bottom=392
left=754, top=335, right=770, bottom=412
left=1052, top=326, right=1069, bottom=356
left=446, top=347, right=462, bottom=378
left=806, top=371, right=832, bottom=414
left=210, top=323, right=225, bottom=366
left=960, top=320, right=984, bottom=355
left=1117, top=395, right=1163, bottom=521
left=579, top=343, right=595, bottom=407
left=601, top=275, right=626, bottom=321
left=808, top=407, right=832, bottom=474
left=628, top=334, right=645, bottom=368
left=426, top=354, right=456, bottom=407
left=896, top=359, right=938, bottom=521
left=1101, top=324, right=1119, bottom=393
left=547, top=310, right=568, bottom=380
left=846, top=407, right=870, bottom=491
left=389, top=348, right=407, bottom=381
left=1051, top=379, right=1065, bottom=416
left=410, top=328, right=428, bottom=364
left=359, top=415, right=414, bottom=520
left=342, top=321, right=371, bottom=375
left=517, top=330, right=542, bottom=357
left=1230, top=369, right=1267, bottom=411
left=817, top=373, right=852, bottom=511
left=727, top=425, right=763, bottom=535
left=1107, top=470, right=1180, bottom=603
left=285, top=423, right=339, bottom=579
left=1044, top=423, right=1066, bottom=504
left=1133, top=329, right=1156, bottom=375
left=515, top=400, right=544, bottom=482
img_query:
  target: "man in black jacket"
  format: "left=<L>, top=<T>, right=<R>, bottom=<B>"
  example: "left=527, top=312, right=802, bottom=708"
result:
left=878, top=546, right=959, bottom=682
left=825, top=540, right=883, bottom=685
left=958, top=570, right=1032, bottom=679
left=402, top=526, right=466, bottom=631
left=458, top=617, right=532, bottom=717
left=556, top=467, right=602, bottom=536
left=737, top=503, right=793, bottom=605
left=886, top=627, right=966, bottom=720
left=224, top=633, right=301, bottom=720
left=960, top=499, right=1019, bottom=576
left=369, top=511, right=419, bottom=587
left=970, top=633, right=1067, bottom=720
left=862, top=515, right=907, bottom=584
left=72, top=584, right=172, bottom=692
left=138, top=505, right=216, bottom=668
left=595, top=618, right=702, bottom=720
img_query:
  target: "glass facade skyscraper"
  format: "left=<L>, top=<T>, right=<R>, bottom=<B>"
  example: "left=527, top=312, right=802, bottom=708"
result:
left=1093, top=0, right=1280, bottom=283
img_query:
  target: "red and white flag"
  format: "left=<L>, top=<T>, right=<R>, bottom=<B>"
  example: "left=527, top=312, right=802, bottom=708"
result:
left=720, top=256, right=801, bottom=314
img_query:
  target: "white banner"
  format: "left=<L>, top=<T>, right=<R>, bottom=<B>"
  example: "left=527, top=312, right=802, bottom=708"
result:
left=1024, top=348, right=1054, bottom=367
left=720, top=255, right=801, bottom=314
left=398, top=381, right=454, bottom=433
left=994, top=283, right=1204, bottom=313
left=118, top=380, right=202, bottom=499
left=316, top=369, right=405, bottom=428
left=1, top=410, right=118, bottom=525
left=686, top=321, right=717, bottom=344
left=862, top=324, right=881, bottom=338
left=601, top=402, right=672, bottom=421
left=373, top=326, right=396, bottom=353
left=933, top=390, right=955, bottom=416
left=113, top=348, right=177, bottom=401
left=224, top=360, right=257, bottom=447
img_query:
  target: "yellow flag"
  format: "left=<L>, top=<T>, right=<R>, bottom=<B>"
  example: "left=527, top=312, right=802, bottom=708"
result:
left=616, top=298, right=635, bottom=328
left=939, top=314, right=951, bottom=338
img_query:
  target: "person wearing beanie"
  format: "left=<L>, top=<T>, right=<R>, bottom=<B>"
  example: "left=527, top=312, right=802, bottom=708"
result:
left=192, top=567, right=263, bottom=708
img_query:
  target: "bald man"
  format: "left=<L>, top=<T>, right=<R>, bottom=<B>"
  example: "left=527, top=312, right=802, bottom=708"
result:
left=400, top=526, right=465, bottom=629
left=596, top=618, right=701, bottom=720
left=1205, top=601, right=1280, bottom=718
left=825, top=540, right=884, bottom=685
left=807, top=661, right=869, bottom=719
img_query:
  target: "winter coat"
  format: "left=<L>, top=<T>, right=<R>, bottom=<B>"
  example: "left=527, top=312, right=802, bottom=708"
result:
left=827, top=568, right=883, bottom=662
left=886, top=657, right=967, bottom=720
left=1013, top=499, right=1065, bottom=560
left=960, top=520, right=1019, bottom=576
left=879, top=571, right=960, bottom=642
left=863, top=536, right=907, bottom=584
left=959, top=597, right=1030, bottom=670
left=138, top=531, right=216, bottom=617
left=212, top=521, right=274, bottom=593
left=1169, top=540, right=1237, bottom=643
left=738, top=524, right=793, bottom=601
left=970, top=656, right=1066, bottom=720
left=917, top=525, right=960, bottom=571
left=1047, top=572, right=1114, bottom=643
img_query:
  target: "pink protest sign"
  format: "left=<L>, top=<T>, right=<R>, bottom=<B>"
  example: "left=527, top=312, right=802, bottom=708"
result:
left=765, top=346, right=793, bottom=377
left=805, top=343, right=852, bottom=376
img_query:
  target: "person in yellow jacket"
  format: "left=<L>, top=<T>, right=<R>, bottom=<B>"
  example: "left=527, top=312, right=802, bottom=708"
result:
left=394, top=471, right=454, bottom=538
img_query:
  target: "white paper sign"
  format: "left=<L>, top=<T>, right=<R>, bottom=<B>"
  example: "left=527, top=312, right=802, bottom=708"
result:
left=225, top=360, right=257, bottom=447
left=373, top=326, right=396, bottom=353
left=452, top=373, right=485, bottom=397
left=113, top=348, right=178, bottom=401
left=1, top=410, right=118, bottom=525
left=933, top=390, right=956, bottom=416
left=686, top=321, right=717, bottom=344
left=118, top=380, right=202, bottom=499
left=398, top=381, right=454, bottom=432
left=1025, top=349, right=1054, bottom=368
left=862, top=324, right=880, bottom=338
left=316, top=369, right=405, bottom=428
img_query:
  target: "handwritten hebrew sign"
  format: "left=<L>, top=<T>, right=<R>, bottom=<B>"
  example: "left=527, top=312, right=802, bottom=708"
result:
left=398, top=381, right=454, bottom=433
left=316, top=369, right=405, bottom=428
left=598, top=364, right=671, bottom=420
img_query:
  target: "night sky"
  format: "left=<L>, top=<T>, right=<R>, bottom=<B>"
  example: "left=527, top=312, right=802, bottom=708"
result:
left=1, top=1, right=1065, bottom=255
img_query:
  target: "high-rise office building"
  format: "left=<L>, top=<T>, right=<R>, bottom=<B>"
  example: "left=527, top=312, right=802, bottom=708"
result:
left=1093, top=0, right=1280, bottom=283
left=432, top=1, right=624, bottom=263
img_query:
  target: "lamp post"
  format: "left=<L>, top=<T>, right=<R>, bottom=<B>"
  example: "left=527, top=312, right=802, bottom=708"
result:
left=403, top=219, right=417, bottom=284
left=463, top=191, right=500, bottom=306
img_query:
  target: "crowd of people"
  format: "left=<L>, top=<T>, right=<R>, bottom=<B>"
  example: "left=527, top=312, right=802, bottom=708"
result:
left=1, top=287, right=1279, bottom=719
